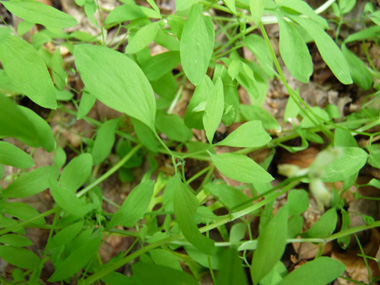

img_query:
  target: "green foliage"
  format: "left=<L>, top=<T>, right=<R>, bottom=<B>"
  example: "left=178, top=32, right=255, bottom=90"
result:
left=0, top=0, right=379, bottom=283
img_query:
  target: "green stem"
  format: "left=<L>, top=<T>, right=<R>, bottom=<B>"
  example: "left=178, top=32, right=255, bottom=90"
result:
left=77, top=144, right=142, bottom=198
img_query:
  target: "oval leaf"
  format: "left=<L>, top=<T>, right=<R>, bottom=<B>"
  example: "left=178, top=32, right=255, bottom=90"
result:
left=216, top=120, right=271, bottom=148
left=277, top=16, right=312, bottom=83
left=251, top=205, right=288, bottom=284
left=75, top=44, right=156, bottom=130
left=0, top=141, right=33, bottom=168
left=3, top=0, right=77, bottom=28
left=108, top=180, right=155, bottom=228
left=125, top=22, right=159, bottom=54
left=92, top=119, right=119, bottom=165
left=142, top=51, right=180, bottom=81
left=156, top=111, right=193, bottom=143
left=279, top=257, right=345, bottom=285
left=0, top=34, right=56, bottom=109
left=210, top=152, right=274, bottom=184
left=180, top=4, right=215, bottom=85
left=59, top=153, right=93, bottom=193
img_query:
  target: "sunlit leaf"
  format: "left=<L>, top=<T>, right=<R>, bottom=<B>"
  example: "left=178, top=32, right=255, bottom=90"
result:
left=75, top=44, right=156, bottom=131
left=0, top=141, right=33, bottom=168
left=125, top=22, right=159, bottom=54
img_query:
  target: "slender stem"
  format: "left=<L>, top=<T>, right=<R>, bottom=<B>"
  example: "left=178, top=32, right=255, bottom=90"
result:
left=77, top=144, right=142, bottom=198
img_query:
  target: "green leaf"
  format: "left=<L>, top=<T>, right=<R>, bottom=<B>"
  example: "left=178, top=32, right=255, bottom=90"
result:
left=251, top=205, right=288, bottom=285
left=240, top=105, right=281, bottom=131
left=0, top=34, right=56, bottom=109
left=53, top=147, right=66, bottom=168
left=216, top=248, right=247, bottom=285
left=92, top=119, right=119, bottom=165
left=208, top=183, right=250, bottom=210
left=250, top=0, right=264, bottom=24
left=180, top=4, right=215, bottom=85
left=59, top=153, right=93, bottom=193
left=224, top=0, right=236, bottom=14
left=156, top=111, right=193, bottom=142
left=0, top=141, right=33, bottom=168
left=49, top=178, right=84, bottom=217
left=48, top=232, right=102, bottom=282
left=302, top=208, right=337, bottom=238
left=203, top=77, right=224, bottom=143
left=150, top=249, right=182, bottom=271
left=142, top=51, right=180, bottom=81
left=173, top=174, right=215, bottom=255
left=344, top=26, right=380, bottom=44
left=47, top=220, right=84, bottom=250
left=108, top=180, right=154, bottom=228
left=216, top=120, right=271, bottom=148
left=260, top=261, right=287, bottom=285
left=0, top=246, right=40, bottom=270
left=322, top=147, right=368, bottom=182
left=51, top=48, right=67, bottom=90
left=230, top=223, right=246, bottom=244
left=184, top=76, right=213, bottom=129
left=279, top=257, right=345, bottom=285
left=291, top=16, right=352, bottom=85
left=75, top=44, right=156, bottom=131
left=341, top=44, right=372, bottom=90
left=176, top=0, right=201, bottom=11
left=3, top=166, right=59, bottom=198
left=2, top=0, right=77, bottom=28
left=339, top=0, right=356, bottom=14
left=277, top=16, right=312, bottom=83
left=334, top=128, right=358, bottom=147
left=105, top=3, right=161, bottom=24
left=3, top=202, right=45, bottom=225
left=131, top=118, right=159, bottom=153
left=0, top=234, right=33, bottom=247
left=244, top=35, right=274, bottom=78
left=210, top=152, right=274, bottom=184
left=288, top=189, right=309, bottom=215
left=125, top=22, right=159, bottom=54
left=77, top=92, right=96, bottom=120
left=133, top=262, right=197, bottom=285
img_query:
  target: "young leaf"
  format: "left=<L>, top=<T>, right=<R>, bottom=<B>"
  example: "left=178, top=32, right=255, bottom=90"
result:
left=133, top=262, right=197, bottom=285
left=260, top=261, right=287, bottom=285
left=131, top=118, right=159, bottom=153
left=277, top=16, right=312, bottom=83
left=216, top=248, right=248, bottom=285
left=341, top=44, right=373, bottom=90
left=216, top=120, right=271, bottom=148
left=224, top=0, right=237, bottom=14
left=244, top=34, right=274, bottom=78
left=0, top=246, right=40, bottom=270
left=75, top=44, right=156, bottom=131
left=0, top=34, right=56, bottom=109
left=322, top=147, right=368, bottom=182
left=180, top=4, right=215, bottom=85
left=173, top=174, right=215, bottom=255
left=279, top=257, right=345, bottom=285
left=2, top=0, right=77, bottom=28
left=49, top=184, right=84, bottom=217
left=92, top=119, right=119, bottom=165
left=77, top=92, right=96, bottom=120
left=3, top=166, right=59, bottom=198
left=184, top=76, right=214, bottom=129
left=251, top=205, right=288, bottom=285
left=155, top=111, right=193, bottom=143
left=142, top=51, right=180, bottom=81
left=51, top=48, right=66, bottom=90
left=150, top=249, right=182, bottom=271
left=302, top=208, right=337, bottom=238
left=209, top=152, right=274, bottom=184
left=53, top=147, right=66, bottom=169
left=291, top=16, right=352, bottom=85
left=288, top=189, right=309, bottom=215
left=59, top=153, right=93, bottom=193
left=250, top=0, right=264, bottom=24
left=101, top=272, right=132, bottom=284
left=176, top=0, right=201, bottom=11
left=203, top=77, right=224, bottom=143
left=208, top=183, right=250, bottom=210
left=334, top=128, right=358, bottom=147
left=125, top=22, right=159, bottom=54
left=105, top=3, right=161, bottom=25
left=48, top=233, right=102, bottom=282
left=0, top=141, right=34, bottom=169
left=108, top=180, right=155, bottom=228
left=240, top=105, right=281, bottom=131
